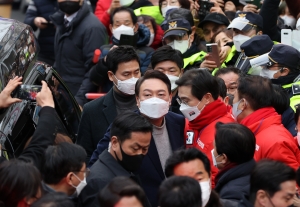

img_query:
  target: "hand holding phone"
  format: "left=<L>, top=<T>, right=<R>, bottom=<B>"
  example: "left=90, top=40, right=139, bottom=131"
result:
left=206, top=43, right=221, bottom=68
left=17, top=85, right=42, bottom=101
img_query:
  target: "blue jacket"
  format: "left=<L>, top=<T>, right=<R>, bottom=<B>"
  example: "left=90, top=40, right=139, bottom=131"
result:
left=215, top=159, right=256, bottom=203
left=88, top=111, right=185, bottom=207
left=89, top=24, right=154, bottom=93
left=24, top=0, right=58, bottom=65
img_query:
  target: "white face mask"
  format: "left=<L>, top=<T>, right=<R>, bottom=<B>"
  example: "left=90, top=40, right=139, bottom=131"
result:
left=166, top=74, right=179, bottom=91
left=180, top=101, right=204, bottom=121
left=233, top=34, right=251, bottom=52
left=147, top=33, right=155, bottom=46
left=259, top=68, right=279, bottom=79
left=211, top=149, right=222, bottom=168
left=71, top=173, right=87, bottom=196
left=139, top=97, right=169, bottom=119
left=119, top=0, right=134, bottom=7
left=199, top=181, right=211, bottom=207
left=232, top=99, right=243, bottom=120
left=281, top=15, right=296, bottom=28
left=168, top=38, right=190, bottom=54
left=161, top=5, right=180, bottom=17
left=296, top=132, right=300, bottom=147
left=114, top=75, right=138, bottom=95
left=112, top=25, right=135, bottom=40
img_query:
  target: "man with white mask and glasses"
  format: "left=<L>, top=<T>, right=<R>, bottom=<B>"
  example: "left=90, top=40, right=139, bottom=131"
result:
left=88, top=70, right=185, bottom=207
left=78, top=46, right=141, bottom=164
left=152, top=45, right=184, bottom=114
left=42, top=143, right=88, bottom=200
left=175, top=69, right=234, bottom=188
left=89, top=7, right=154, bottom=93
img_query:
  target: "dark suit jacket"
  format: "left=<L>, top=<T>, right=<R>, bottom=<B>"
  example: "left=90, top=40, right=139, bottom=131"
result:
left=77, top=150, right=133, bottom=207
left=77, top=88, right=117, bottom=164
left=88, top=111, right=185, bottom=207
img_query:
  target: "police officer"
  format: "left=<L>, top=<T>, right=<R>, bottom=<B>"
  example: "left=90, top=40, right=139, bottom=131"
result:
left=161, top=18, right=206, bottom=70
left=260, top=44, right=300, bottom=136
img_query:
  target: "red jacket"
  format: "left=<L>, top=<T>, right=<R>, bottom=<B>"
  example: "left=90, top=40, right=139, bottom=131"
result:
left=241, top=107, right=300, bottom=170
left=185, top=99, right=235, bottom=188
left=94, top=0, right=112, bottom=36
left=151, top=25, right=163, bottom=49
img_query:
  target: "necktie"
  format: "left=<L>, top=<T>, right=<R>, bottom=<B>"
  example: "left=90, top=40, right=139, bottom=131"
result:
left=64, top=19, right=69, bottom=27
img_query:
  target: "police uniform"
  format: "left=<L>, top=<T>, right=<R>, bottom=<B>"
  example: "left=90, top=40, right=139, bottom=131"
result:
left=268, top=44, right=300, bottom=111
left=161, top=18, right=206, bottom=69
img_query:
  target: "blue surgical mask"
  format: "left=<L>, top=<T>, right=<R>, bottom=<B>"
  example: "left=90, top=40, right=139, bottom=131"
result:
left=232, top=99, right=243, bottom=120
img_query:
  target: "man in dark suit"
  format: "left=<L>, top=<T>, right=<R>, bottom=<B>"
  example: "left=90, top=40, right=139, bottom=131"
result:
left=77, top=112, right=153, bottom=207
left=88, top=70, right=186, bottom=207
left=77, top=46, right=141, bottom=164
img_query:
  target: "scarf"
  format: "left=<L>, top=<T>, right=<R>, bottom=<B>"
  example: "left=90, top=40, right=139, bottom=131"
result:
left=189, top=99, right=228, bottom=130
left=214, top=162, right=237, bottom=188
left=240, top=107, right=277, bottom=127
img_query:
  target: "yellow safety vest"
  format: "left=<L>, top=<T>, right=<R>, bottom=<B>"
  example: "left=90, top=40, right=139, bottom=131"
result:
left=282, top=81, right=300, bottom=112
left=212, top=45, right=237, bottom=76
left=134, top=6, right=164, bottom=25
left=183, top=51, right=207, bottom=69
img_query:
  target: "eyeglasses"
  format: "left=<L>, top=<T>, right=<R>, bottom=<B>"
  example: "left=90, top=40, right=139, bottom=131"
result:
left=75, top=168, right=90, bottom=177
left=176, top=98, right=188, bottom=106
left=266, top=62, right=284, bottom=70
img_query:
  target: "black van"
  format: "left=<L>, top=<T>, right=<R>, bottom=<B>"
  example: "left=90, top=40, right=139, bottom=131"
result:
left=0, top=18, right=81, bottom=159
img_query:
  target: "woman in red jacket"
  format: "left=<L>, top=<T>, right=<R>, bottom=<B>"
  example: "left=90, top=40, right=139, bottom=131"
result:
left=233, top=75, right=300, bottom=170
left=176, top=69, right=235, bottom=188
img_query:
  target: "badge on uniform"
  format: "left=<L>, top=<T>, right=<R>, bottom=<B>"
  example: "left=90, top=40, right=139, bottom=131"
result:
left=292, top=84, right=300, bottom=96
left=186, top=131, right=194, bottom=145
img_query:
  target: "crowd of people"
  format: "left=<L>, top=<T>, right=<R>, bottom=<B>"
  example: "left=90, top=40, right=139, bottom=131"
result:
left=0, top=0, right=300, bottom=206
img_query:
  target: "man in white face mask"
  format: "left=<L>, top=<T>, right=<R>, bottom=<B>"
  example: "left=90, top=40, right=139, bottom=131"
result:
left=161, top=18, right=195, bottom=56
left=152, top=45, right=184, bottom=114
left=232, top=75, right=300, bottom=170
left=165, top=148, right=220, bottom=207
left=259, top=44, right=300, bottom=85
left=89, top=7, right=154, bottom=94
left=87, top=70, right=186, bottom=207
left=42, top=142, right=88, bottom=198
left=176, top=69, right=235, bottom=188
left=77, top=46, right=141, bottom=164
left=228, top=12, right=264, bottom=52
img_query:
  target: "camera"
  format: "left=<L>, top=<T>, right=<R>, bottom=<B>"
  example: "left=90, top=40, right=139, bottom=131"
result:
left=198, top=0, right=214, bottom=20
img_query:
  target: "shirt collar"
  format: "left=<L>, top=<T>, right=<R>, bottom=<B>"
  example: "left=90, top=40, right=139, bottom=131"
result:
left=64, top=11, right=78, bottom=24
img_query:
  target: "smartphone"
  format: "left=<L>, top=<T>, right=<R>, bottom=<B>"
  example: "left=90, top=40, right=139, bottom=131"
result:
left=119, top=34, right=137, bottom=47
left=17, top=85, right=42, bottom=101
left=206, top=43, right=220, bottom=68
left=198, top=0, right=214, bottom=19
left=244, top=0, right=261, bottom=8
left=281, top=29, right=292, bottom=46
left=41, top=21, right=53, bottom=25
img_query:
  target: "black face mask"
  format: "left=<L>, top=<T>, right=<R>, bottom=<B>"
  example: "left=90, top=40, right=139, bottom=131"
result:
left=114, top=144, right=145, bottom=172
left=58, top=1, right=81, bottom=15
